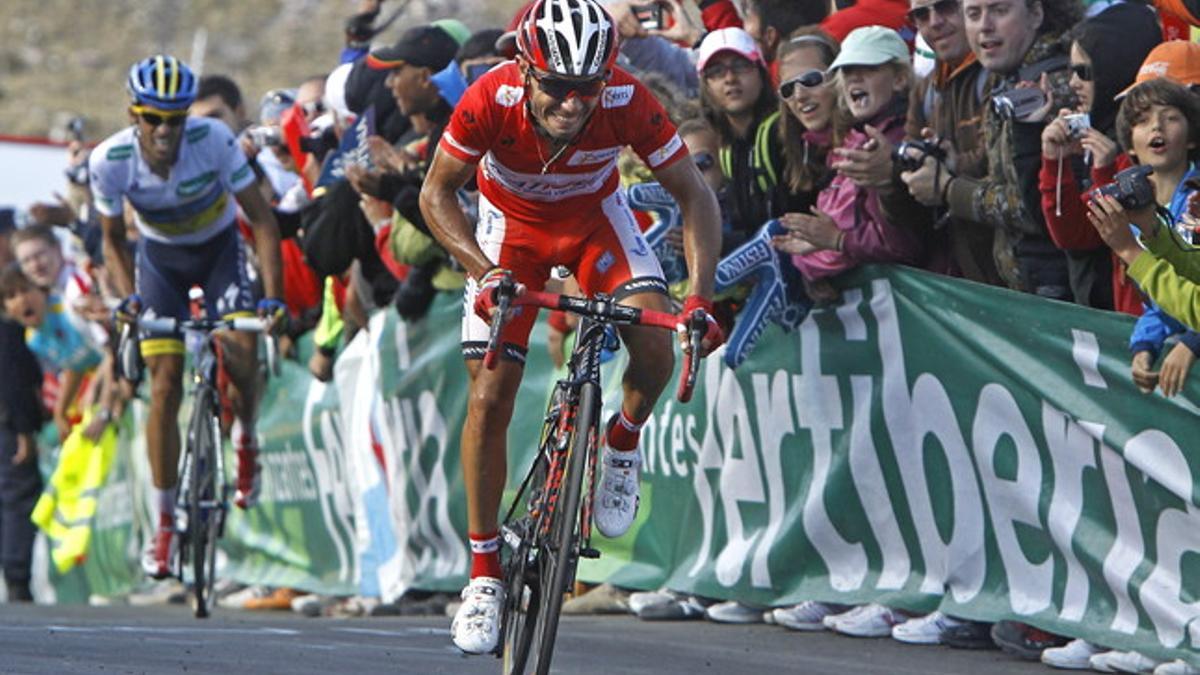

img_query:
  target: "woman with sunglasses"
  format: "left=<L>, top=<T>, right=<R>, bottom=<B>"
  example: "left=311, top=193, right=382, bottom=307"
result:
left=773, top=26, right=923, bottom=289
left=772, top=29, right=841, bottom=217
left=1037, top=4, right=1160, bottom=315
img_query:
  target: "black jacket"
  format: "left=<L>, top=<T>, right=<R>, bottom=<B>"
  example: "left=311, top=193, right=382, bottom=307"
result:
left=0, top=319, right=42, bottom=434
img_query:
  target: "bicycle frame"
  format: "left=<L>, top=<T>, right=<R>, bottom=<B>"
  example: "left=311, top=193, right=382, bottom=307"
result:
left=133, top=297, right=274, bottom=618
left=490, top=285, right=708, bottom=675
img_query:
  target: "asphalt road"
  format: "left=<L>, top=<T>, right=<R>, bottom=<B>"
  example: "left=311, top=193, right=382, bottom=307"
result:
left=0, top=603, right=1056, bottom=675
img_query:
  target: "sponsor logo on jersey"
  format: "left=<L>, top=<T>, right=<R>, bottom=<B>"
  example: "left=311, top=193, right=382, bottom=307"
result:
left=185, top=125, right=210, bottom=144
left=596, top=251, right=616, bottom=273
left=177, top=171, right=217, bottom=198
left=495, top=84, right=524, bottom=108
left=106, top=144, right=134, bottom=161
left=647, top=134, right=683, bottom=168
left=483, top=156, right=612, bottom=201
left=567, top=146, right=621, bottom=166
left=602, top=85, right=634, bottom=109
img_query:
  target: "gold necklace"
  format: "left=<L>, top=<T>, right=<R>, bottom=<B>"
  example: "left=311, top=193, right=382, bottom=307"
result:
left=536, top=136, right=571, bottom=175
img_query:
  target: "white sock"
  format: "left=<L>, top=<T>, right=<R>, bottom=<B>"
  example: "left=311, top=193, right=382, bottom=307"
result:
left=155, top=487, right=176, bottom=526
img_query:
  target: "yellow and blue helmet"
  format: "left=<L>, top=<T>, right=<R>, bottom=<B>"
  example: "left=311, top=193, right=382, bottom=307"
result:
left=127, top=55, right=197, bottom=111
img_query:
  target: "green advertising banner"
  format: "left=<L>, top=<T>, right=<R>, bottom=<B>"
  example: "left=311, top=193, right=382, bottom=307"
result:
left=586, top=267, right=1200, bottom=666
left=51, top=265, right=1200, bottom=665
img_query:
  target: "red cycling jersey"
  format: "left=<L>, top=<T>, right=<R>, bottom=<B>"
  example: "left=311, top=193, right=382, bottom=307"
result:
left=439, top=62, right=688, bottom=224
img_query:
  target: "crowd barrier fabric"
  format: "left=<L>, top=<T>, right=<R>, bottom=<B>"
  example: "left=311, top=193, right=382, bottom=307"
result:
left=47, top=266, right=1200, bottom=665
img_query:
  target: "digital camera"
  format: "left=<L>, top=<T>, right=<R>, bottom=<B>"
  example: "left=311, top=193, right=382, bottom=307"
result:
left=246, top=125, right=283, bottom=149
left=992, top=87, right=1046, bottom=121
left=1095, top=164, right=1156, bottom=211
left=632, top=2, right=664, bottom=30
left=1064, top=112, right=1090, bottom=139
left=892, top=139, right=946, bottom=173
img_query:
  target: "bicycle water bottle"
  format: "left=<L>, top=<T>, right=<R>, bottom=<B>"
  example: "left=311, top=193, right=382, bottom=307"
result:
left=186, top=286, right=205, bottom=356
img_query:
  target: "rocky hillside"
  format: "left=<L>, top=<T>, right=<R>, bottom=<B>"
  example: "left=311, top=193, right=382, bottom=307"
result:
left=0, top=0, right=524, bottom=142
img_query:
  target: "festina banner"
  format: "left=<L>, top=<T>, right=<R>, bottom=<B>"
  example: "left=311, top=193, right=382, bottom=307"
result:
left=52, top=265, right=1200, bottom=665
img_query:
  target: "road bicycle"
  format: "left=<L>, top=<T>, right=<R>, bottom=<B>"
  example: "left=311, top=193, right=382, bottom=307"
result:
left=484, top=279, right=707, bottom=675
left=127, top=287, right=278, bottom=618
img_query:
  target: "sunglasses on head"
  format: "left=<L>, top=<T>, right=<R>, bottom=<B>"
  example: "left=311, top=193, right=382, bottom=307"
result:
left=133, top=106, right=188, bottom=128
left=529, top=69, right=606, bottom=100
left=906, top=0, right=960, bottom=25
left=779, top=69, right=830, bottom=98
left=1069, top=63, right=1093, bottom=82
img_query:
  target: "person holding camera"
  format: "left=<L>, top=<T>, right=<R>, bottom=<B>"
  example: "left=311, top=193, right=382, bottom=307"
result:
left=917, top=0, right=1082, bottom=303
left=888, top=0, right=1001, bottom=286
left=1037, top=4, right=1161, bottom=315
left=1088, top=78, right=1200, bottom=394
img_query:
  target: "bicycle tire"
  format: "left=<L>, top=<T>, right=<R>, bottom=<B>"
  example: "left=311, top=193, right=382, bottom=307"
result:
left=502, top=381, right=566, bottom=674
left=189, top=390, right=220, bottom=619
left=500, top=510, right=541, bottom=674
left=529, top=380, right=599, bottom=675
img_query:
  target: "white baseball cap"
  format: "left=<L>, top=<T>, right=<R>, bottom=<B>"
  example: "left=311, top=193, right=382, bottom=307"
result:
left=696, top=27, right=765, bottom=74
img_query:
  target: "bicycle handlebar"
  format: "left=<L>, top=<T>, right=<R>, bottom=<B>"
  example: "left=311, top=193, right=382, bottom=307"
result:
left=482, top=284, right=706, bottom=403
left=131, top=316, right=280, bottom=378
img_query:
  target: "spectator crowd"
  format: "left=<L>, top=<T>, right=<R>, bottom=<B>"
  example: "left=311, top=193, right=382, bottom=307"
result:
left=5, top=0, right=1200, bottom=671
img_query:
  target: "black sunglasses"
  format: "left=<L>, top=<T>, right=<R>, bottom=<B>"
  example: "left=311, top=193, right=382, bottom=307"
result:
left=906, top=0, right=960, bottom=24
left=139, top=111, right=187, bottom=128
left=1069, top=63, right=1093, bottom=82
left=529, top=69, right=606, bottom=100
left=779, top=69, right=830, bottom=98
left=692, top=151, right=715, bottom=172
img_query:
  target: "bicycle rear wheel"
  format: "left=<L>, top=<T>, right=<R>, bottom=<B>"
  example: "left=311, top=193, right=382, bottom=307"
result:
left=188, top=390, right=222, bottom=619
left=528, top=380, right=599, bottom=675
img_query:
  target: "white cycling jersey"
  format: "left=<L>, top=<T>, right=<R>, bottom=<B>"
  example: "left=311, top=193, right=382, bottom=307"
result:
left=89, top=117, right=255, bottom=245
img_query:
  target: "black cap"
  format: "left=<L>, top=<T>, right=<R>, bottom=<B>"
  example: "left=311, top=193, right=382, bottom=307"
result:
left=367, top=25, right=459, bottom=72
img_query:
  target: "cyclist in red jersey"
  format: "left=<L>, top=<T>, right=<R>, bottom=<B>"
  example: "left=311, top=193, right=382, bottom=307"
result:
left=420, top=0, right=724, bottom=654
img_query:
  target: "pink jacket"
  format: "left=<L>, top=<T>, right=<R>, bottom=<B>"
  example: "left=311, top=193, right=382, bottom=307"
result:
left=791, top=110, right=923, bottom=281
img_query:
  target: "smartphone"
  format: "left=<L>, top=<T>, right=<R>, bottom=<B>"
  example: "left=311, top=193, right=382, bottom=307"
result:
left=633, top=2, right=664, bottom=30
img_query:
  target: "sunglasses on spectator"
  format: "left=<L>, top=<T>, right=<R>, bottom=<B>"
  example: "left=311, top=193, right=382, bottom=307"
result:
left=905, top=0, right=960, bottom=25
left=703, top=58, right=757, bottom=81
left=132, top=106, right=188, bottom=128
left=529, top=69, right=606, bottom=100
left=779, top=70, right=830, bottom=98
left=692, top=151, right=715, bottom=172
left=1069, top=63, right=1093, bottom=82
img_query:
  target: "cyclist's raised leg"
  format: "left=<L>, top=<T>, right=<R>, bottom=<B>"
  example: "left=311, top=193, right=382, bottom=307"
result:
left=203, top=227, right=260, bottom=509
left=574, top=191, right=672, bottom=538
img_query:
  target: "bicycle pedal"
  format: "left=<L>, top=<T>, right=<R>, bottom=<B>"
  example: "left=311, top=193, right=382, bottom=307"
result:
left=579, top=547, right=600, bottom=559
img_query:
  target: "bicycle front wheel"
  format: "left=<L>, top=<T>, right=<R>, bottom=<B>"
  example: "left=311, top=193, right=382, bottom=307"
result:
left=529, top=380, right=599, bottom=675
left=188, top=390, right=222, bottom=619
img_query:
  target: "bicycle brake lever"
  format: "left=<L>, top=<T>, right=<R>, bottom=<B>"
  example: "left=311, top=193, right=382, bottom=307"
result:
left=676, top=309, right=705, bottom=403
left=483, top=278, right=516, bottom=371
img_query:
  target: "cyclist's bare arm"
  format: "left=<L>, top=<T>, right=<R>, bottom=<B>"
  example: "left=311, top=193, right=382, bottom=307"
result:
left=652, top=157, right=721, bottom=300
left=234, top=184, right=284, bottom=300
left=99, top=212, right=136, bottom=298
left=419, top=147, right=495, bottom=280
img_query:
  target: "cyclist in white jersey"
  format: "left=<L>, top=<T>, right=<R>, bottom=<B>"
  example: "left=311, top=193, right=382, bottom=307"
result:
left=88, top=55, right=285, bottom=579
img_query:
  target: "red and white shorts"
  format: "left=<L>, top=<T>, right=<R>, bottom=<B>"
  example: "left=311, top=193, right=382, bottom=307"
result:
left=462, top=189, right=667, bottom=364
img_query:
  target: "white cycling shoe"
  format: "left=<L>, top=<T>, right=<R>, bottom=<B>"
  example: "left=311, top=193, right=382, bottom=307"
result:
left=451, top=576, right=505, bottom=654
left=594, top=447, right=642, bottom=538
